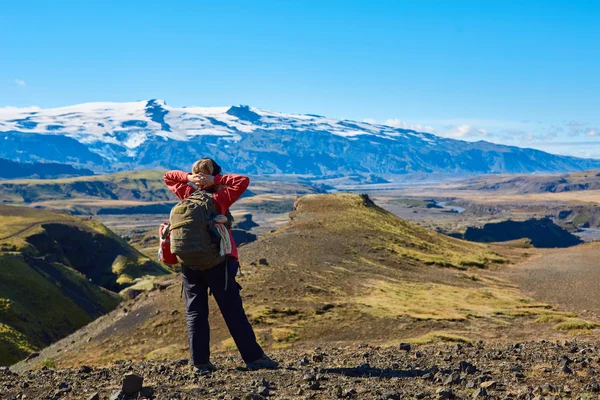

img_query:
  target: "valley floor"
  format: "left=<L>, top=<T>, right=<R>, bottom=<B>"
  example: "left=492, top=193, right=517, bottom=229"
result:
left=2, top=340, right=600, bottom=399
left=507, top=243, right=600, bottom=319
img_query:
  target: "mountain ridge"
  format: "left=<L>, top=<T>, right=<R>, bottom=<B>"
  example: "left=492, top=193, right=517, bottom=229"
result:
left=1, top=100, right=599, bottom=176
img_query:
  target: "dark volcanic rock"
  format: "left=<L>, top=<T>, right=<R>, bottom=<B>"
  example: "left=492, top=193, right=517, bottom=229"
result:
left=399, top=343, right=411, bottom=352
left=122, top=373, right=144, bottom=396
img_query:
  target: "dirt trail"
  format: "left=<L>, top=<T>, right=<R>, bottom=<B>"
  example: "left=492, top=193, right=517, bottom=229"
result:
left=508, top=243, right=600, bottom=316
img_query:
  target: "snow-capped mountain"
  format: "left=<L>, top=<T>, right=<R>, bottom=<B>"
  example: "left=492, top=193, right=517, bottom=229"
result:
left=1, top=99, right=599, bottom=177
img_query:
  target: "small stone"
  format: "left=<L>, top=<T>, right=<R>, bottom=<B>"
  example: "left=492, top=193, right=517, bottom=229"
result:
left=245, top=394, right=267, bottom=400
left=399, top=343, right=411, bottom=351
left=437, top=388, right=455, bottom=400
left=258, top=386, right=270, bottom=396
left=299, top=357, right=310, bottom=366
left=466, top=381, right=476, bottom=389
left=558, top=356, right=571, bottom=368
left=109, top=390, right=126, bottom=400
left=561, top=365, right=573, bottom=374
left=140, top=386, right=155, bottom=398
left=444, top=372, right=461, bottom=385
left=122, top=373, right=144, bottom=396
left=344, top=388, right=357, bottom=398
left=473, top=387, right=488, bottom=399
left=303, top=373, right=316, bottom=381
left=589, top=379, right=600, bottom=393
left=88, top=393, right=100, bottom=400
left=459, top=361, right=477, bottom=375
left=79, top=365, right=92, bottom=374
left=312, top=354, right=324, bottom=362
left=58, top=381, right=70, bottom=390
left=309, top=381, right=321, bottom=390
left=297, top=388, right=305, bottom=396
left=258, top=258, right=269, bottom=266
left=480, top=381, right=497, bottom=390
left=539, top=384, right=553, bottom=394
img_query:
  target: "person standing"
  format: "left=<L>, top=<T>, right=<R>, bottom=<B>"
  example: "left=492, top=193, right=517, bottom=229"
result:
left=164, top=158, right=278, bottom=371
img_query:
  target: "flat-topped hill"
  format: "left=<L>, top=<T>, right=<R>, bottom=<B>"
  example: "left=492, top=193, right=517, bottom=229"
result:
left=459, top=170, right=600, bottom=194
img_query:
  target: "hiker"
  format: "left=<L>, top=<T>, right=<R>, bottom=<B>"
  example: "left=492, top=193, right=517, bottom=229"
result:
left=164, top=158, right=278, bottom=371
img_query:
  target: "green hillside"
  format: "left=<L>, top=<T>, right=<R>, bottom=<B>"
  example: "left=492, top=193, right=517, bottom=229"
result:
left=0, top=170, right=172, bottom=204
left=0, top=205, right=170, bottom=289
left=0, top=254, right=120, bottom=365
left=0, top=205, right=171, bottom=365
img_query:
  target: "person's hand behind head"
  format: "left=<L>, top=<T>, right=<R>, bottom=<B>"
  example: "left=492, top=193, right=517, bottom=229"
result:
left=192, top=173, right=215, bottom=188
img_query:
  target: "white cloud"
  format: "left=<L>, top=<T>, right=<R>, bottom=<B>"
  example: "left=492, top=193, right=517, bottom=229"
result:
left=362, top=118, right=376, bottom=124
left=560, top=120, right=600, bottom=137
left=14, top=79, right=26, bottom=87
left=383, top=119, right=436, bottom=133
left=442, top=124, right=487, bottom=139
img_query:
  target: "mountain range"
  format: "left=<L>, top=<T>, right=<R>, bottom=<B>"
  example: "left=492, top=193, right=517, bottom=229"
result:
left=1, top=100, right=600, bottom=177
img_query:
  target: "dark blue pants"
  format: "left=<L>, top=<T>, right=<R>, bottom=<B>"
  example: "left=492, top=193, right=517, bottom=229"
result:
left=181, top=258, right=264, bottom=365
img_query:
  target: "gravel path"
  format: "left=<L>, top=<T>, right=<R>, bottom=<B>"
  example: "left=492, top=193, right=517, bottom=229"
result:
left=3, top=341, right=600, bottom=399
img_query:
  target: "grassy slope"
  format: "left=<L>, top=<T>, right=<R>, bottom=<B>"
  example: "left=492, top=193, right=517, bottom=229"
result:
left=15, top=193, right=596, bottom=368
left=0, top=170, right=172, bottom=204
left=0, top=205, right=171, bottom=365
left=0, top=254, right=120, bottom=365
left=0, top=205, right=170, bottom=288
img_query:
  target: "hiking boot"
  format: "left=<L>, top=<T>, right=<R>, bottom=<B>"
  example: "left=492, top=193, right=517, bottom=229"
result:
left=246, top=354, right=279, bottom=370
left=193, top=362, right=217, bottom=372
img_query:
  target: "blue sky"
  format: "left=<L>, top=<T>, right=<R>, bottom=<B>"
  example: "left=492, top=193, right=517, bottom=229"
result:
left=1, top=0, right=599, bottom=157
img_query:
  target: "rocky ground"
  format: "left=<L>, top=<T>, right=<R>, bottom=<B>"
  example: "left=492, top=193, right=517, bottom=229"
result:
left=3, top=340, right=600, bottom=400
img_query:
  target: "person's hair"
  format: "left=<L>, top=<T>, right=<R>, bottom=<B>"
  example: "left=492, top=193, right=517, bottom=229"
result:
left=192, top=158, right=222, bottom=176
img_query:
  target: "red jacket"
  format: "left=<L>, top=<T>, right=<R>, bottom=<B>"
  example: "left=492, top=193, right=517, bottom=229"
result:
left=163, top=170, right=250, bottom=260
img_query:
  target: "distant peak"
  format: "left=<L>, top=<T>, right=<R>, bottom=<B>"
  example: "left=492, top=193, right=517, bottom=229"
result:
left=145, top=100, right=171, bottom=132
left=146, top=99, right=167, bottom=107
left=226, top=105, right=262, bottom=123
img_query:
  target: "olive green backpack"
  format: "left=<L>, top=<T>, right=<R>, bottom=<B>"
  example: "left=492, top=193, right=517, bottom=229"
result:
left=169, top=190, right=233, bottom=270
